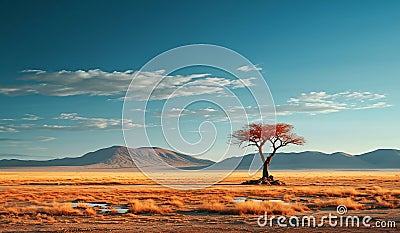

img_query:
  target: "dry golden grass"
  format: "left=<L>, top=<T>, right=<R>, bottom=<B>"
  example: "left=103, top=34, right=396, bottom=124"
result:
left=128, top=199, right=172, bottom=214
left=0, top=170, right=398, bottom=187
left=199, top=201, right=227, bottom=213
left=200, top=200, right=309, bottom=215
left=166, top=199, right=184, bottom=208
left=314, top=197, right=364, bottom=210
left=47, top=203, right=82, bottom=215
left=0, top=202, right=82, bottom=216
left=374, top=196, right=397, bottom=209
left=0, top=170, right=398, bottom=224
left=0, top=171, right=152, bottom=185
left=235, top=201, right=309, bottom=215
left=84, top=207, right=97, bottom=216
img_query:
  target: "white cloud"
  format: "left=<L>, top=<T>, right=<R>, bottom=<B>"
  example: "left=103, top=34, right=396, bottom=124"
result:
left=41, top=124, right=71, bottom=130
left=0, top=114, right=42, bottom=123
left=0, top=69, right=135, bottom=97
left=159, top=107, right=223, bottom=119
left=52, top=113, right=142, bottom=130
left=237, top=65, right=262, bottom=72
left=158, top=105, right=270, bottom=123
left=155, top=91, right=391, bottom=120
left=277, top=91, right=391, bottom=115
left=0, top=118, right=15, bottom=121
left=21, top=69, right=46, bottom=74
left=230, top=77, right=256, bottom=88
left=22, top=114, right=42, bottom=121
left=0, top=113, right=142, bottom=132
left=37, top=136, right=56, bottom=142
left=345, top=91, right=385, bottom=101
left=0, top=125, right=17, bottom=132
left=0, top=69, right=256, bottom=101
left=125, top=75, right=255, bottom=101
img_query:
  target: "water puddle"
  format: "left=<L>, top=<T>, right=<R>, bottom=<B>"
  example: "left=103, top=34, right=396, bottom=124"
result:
left=71, top=202, right=108, bottom=208
left=268, top=199, right=290, bottom=205
left=99, top=206, right=129, bottom=214
left=71, top=202, right=129, bottom=214
left=232, top=197, right=263, bottom=203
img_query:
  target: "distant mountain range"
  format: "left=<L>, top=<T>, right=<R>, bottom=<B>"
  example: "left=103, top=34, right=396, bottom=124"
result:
left=0, top=146, right=214, bottom=169
left=0, top=146, right=399, bottom=170
left=212, top=149, right=400, bottom=170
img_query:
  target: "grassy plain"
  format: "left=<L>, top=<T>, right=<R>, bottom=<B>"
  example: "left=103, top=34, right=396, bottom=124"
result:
left=0, top=170, right=398, bottom=232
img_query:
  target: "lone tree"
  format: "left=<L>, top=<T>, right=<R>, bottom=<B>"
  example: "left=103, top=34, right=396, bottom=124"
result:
left=232, top=123, right=305, bottom=181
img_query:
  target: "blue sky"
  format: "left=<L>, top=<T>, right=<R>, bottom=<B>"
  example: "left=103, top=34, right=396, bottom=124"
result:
left=0, top=0, right=399, bottom=161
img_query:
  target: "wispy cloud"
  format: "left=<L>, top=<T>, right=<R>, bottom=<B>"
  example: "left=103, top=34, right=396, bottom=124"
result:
left=51, top=113, right=141, bottom=130
left=1, top=91, right=381, bottom=132
left=0, top=118, right=15, bottom=121
left=157, top=105, right=268, bottom=123
left=0, top=125, right=17, bottom=132
left=277, top=91, right=391, bottom=115
left=0, top=69, right=256, bottom=101
left=1, top=114, right=42, bottom=123
left=124, top=74, right=255, bottom=101
left=22, top=114, right=42, bottom=121
left=37, top=136, right=56, bottom=142
left=4, top=69, right=135, bottom=96
left=237, top=65, right=262, bottom=72
left=157, top=107, right=221, bottom=118
left=155, top=91, right=391, bottom=120
left=0, top=113, right=142, bottom=132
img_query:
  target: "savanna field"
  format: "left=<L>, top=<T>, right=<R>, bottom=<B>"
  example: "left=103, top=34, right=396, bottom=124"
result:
left=0, top=170, right=398, bottom=232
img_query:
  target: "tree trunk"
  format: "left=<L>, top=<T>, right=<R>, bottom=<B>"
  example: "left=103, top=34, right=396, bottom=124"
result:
left=262, top=160, right=269, bottom=179
left=258, top=147, right=265, bottom=163
left=262, top=150, right=277, bottom=180
left=259, top=147, right=268, bottom=179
